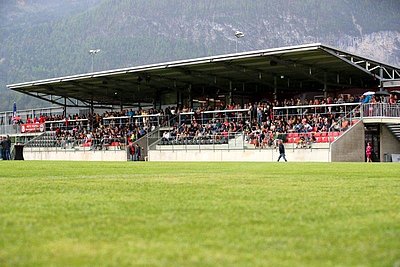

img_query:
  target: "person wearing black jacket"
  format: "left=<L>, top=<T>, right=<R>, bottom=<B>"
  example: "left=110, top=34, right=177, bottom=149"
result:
left=3, top=135, right=11, bottom=160
left=277, top=139, right=287, bottom=162
left=0, top=136, right=3, bottom=160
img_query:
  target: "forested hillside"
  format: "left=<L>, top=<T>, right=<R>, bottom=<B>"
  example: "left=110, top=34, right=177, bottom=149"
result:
left=1, top=0, right=400, bottom=111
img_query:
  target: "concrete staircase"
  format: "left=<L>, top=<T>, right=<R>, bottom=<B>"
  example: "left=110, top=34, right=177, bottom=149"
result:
left=386, top=124, right=400, bottom=141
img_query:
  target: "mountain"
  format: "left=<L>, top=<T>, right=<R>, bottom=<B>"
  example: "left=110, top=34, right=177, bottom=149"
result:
left=1, top=0, right=400, bottom=111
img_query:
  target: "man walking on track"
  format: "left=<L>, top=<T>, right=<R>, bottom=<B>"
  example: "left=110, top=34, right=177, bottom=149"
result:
left=277, top=139, right=287, bottom=162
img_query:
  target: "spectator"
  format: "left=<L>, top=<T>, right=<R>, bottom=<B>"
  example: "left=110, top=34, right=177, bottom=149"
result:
left=366, top=142, right=373, bottom=162
left=277, top=140, right=287, bottom=162
left=134, top=143, right=141, bottom=161
left=0, top=136, right=3, bottom=160
left=129, top=143, right=135, bottom=161
left=2, top=135, right=11, bottom=160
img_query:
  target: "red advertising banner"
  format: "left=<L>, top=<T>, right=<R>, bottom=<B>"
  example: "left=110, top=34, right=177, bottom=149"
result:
left=20, top=123, right=45, bottom=133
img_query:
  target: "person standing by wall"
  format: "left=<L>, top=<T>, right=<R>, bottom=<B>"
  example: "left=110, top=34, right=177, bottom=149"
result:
left=0, top=136, right=3, bottom=160
left=134, top=143, right=141, bottom=161
left=277, top=139, right=287, bottom=162
left=366, top=142, right=373, bottom=162
left=1, top=136, right=11, bottom=160
left=129, top=143, right=135, bottom=161
left=5, top=135, right=11, bottom=160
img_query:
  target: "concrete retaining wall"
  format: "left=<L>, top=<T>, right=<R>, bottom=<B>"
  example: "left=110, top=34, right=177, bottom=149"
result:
left=148, top=148, right=330, bottom=162
left=24, top=149, right=127, bottom=161
left=331, top=121, right=365, bottom=162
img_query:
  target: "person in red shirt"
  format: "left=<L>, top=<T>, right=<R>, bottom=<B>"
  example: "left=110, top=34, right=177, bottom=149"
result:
left=366, top=142, right=373, bottom=162
left=39, top=115, right=46, bottom=123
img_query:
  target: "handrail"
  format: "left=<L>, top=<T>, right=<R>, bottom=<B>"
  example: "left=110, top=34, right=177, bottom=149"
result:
left=179, top=108, right=250, bottom=116
left=24, top=131, right=54, bottom=147
left=178, top=108, right=251, bottom=127
left=273, top=102, right=360, bottom=110
left=146, top=114, right=179, bottom=148
left=149, top=131, right=245, bottom=151
left=360, top=103, right=400, bottom=118
left=44, top=118, right=88, bottom=124
left=328, top=103, right=361, bottom=141
left=102, top=113, right=162, bottom=120
left=24, top=135, right=128, bottom=150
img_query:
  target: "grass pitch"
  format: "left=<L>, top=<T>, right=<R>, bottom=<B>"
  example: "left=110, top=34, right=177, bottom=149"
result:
left=0, top=161, right=399, bottom=266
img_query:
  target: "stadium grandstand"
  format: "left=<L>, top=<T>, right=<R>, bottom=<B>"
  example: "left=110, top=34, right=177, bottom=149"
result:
left=3, top=43, right=400, bottom=162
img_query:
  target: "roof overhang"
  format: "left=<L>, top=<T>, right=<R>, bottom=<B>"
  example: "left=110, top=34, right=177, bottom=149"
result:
left=7, top=43, right=400, bottom=107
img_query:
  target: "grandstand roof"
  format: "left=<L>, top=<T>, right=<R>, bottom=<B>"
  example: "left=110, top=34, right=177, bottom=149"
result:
left=7, top=43, right=400, bottom=108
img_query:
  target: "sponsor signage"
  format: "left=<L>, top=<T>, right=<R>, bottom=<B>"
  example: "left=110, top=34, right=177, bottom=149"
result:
left=391, top=154, right=400, bottom=162
left=21, top=123, right=45, bottom=133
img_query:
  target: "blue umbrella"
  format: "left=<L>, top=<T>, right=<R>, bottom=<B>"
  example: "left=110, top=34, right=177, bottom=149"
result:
left=362, top=95, right=371, bottom=103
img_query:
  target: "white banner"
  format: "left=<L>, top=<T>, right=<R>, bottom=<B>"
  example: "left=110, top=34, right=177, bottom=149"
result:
left=391, top=154, right=400, bottom=162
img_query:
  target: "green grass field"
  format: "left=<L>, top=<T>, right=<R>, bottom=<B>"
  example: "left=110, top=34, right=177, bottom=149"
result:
left=0, top=161, right=399, bottom=266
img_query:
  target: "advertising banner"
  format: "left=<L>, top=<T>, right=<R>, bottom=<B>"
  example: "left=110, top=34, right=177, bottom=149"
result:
left=20, top=123, right=45, bottom=133
left=391, top=154, right=400, bottom=162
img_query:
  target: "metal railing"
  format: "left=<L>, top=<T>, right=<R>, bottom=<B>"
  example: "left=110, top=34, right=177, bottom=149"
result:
left=0, top=106, right=65, bottom=126
left=0, top=124, right=21, bottom=135
left=23, top=133, right=128, bottom=152
left=273, top=102, right=360, bottom=119
left=148, top=104, right=373, bottom=152
left=102, top=113, right=170, bottom=128
left=360, top=103, right=400, bottom=118
left=44, top=119, right=89, bottom=131
left=178, top=108, right=250, bottom=126
left=149, top=131, right=245, bottom=151
left=328, top=103, right=362, bottom=135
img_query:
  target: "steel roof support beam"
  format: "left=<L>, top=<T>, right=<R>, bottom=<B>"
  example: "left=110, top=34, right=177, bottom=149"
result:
left=16, top=90, right=87, bottom=107
left=71, top=81, right=155, bottom=104
left=173, top=67, right=232, bottom=94
left=139, top=72, right=191, bottom=89
left=103, top=75, right=172, bottom=90
left=174, top=67, right=220, bottom=85
left=268, top=55, right=328, bottom=85
left=268, top=55, right=359, bottom=88
left=214, top=61, right=276, bottom=89
left=44, top=86, right=81, bottom=107
left=321, top=47, right=381, bottom=80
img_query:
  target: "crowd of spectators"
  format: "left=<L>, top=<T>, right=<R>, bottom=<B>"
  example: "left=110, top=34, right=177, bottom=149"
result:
left=159, top=93, right=371, bottom=148
left=24, top=107, right=168, bottom=150
left=16, top=92, right=400, bottom=149
left=51, top=109, right=166, bottom=150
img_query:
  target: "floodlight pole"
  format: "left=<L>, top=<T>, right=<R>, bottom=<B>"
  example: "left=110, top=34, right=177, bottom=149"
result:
left=89, top=49, right=101, bottom=72
left=236, top=39, right=238, bottom=53
left=235, top=31, right=244, bottom=53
